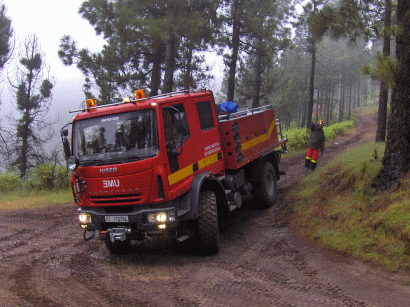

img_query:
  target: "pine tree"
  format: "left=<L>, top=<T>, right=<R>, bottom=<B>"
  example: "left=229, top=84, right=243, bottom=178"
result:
left=314, top=0, right=410, bottom=188
left=59, top=0, right=220, bottom=99
left=375, top=0, right=392, bottom=142
left=224, top=0, right=295, bottom=106
left=9, top=34, right=54, bottom=179
left=0, top=2, right=13, bottom=164
left=374, top=0, right=410, bottom=188
left=0, top=2, right=12, bottom=71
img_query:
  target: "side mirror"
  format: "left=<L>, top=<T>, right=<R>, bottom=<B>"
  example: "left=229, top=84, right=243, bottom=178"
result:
left=67, top=156, right=79, bottom=171
left=61, top=129, right=71, bottom=160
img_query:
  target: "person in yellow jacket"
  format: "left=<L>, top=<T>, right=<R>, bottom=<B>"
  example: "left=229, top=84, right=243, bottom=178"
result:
left=305, top=120, right=325, bottom=173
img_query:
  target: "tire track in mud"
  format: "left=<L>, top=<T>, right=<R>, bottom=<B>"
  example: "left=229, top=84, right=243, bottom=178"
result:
left=10, top=264, right=62, bottom=307
left=1, top=110, right=409, bottom=306
left=212, top=230, right=370, bottom=307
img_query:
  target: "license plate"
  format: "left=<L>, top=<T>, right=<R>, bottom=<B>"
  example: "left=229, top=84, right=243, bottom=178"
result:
left=105, top=216, right=129, bottom=223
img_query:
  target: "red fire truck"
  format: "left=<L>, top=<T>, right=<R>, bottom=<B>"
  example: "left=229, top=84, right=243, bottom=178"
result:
left=61, top=89, right=287, bottom=254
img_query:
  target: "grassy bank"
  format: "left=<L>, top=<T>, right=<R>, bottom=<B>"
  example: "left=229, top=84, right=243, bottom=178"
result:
left=0, top=189, right=73, bottom=210
left=289, top=141, right=410, bottom=271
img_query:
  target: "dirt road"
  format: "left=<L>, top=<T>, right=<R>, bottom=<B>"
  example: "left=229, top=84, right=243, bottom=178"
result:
left=1, top=111, right=410, bottom=306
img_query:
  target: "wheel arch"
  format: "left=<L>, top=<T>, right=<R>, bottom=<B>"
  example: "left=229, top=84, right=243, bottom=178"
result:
left=265, top=151, right=280, bottom=180
left=189, top=172, right=230, bottom=221
left=245, top=151, right=280, bottom=181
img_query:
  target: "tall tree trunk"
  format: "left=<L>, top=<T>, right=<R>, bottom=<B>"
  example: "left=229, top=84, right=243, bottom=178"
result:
left=375, top=0, right=392, bottom=142
left=164, top=31, right=176, bottom=93
left=315, top=90, right=318, bottom=122
left=338, top=73, right=344, bottom=122
left=227, top=0, right=241, bottom=102
left=348, top=85, right=352, bottom=121
left=297, top=98, right=301, bottom=129
left=374, top=0, right=410, bottom=189
left=325, top=91, right=330, bottom=125
left=182, top=43, right=194, bottom=90
left=150, top=44, right=163, bottom=96
left=252, top=39, right=263, bottom=108
left=20, top=110, right=30, bottom=179
left=306, top=40, right=316, bottom=128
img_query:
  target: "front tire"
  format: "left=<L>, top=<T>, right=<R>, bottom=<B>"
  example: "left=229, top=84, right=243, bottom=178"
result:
left=197, top=191, right=219, bottom=254
left=254, top=161, right=278, bottom=208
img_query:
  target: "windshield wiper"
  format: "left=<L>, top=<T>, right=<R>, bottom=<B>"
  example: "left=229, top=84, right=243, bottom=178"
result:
left=108, top=156, right=140, bottom=164
left=79, top=159, right=105, bottom=166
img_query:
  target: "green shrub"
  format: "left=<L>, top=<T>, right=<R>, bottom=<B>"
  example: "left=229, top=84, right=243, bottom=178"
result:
left=325, top=121, right=354, bottom=140
left=285, top=120, right=354, bottom=153
left=0, top=171, right=25, bottom=192
left=285, top=128, right=310, bottom=152
left=55, top=166, right=70, bottom=189
left=29, top=163, right=70, bottom=190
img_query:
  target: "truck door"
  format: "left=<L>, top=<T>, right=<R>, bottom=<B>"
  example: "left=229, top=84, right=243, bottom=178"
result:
left=192, top=98, right=224, bottom=175
left=162, top=102, right=199, bottom=187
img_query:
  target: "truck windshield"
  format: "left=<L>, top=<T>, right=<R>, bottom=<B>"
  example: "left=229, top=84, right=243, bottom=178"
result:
left=72, top=109, right=159, bottom=166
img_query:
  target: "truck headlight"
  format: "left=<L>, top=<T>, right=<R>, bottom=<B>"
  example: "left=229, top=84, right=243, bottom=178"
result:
left=78, top=213, right=92, bottom=224
left=147, top=212, right=176, bottom=224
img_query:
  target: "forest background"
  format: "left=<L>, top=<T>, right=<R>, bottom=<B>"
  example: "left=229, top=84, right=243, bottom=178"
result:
left=0, top=0, right=403, bottom=191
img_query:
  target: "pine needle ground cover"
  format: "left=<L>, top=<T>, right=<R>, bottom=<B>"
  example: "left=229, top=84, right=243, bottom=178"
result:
left=289, top=142, right=410, bottom=271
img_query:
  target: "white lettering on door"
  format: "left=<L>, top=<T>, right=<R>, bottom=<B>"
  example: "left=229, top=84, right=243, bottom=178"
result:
left=204, top=142, right=220, bottom=156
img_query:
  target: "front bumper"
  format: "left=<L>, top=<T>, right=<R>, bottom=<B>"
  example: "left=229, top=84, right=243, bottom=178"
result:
left=77, top=204, right=178, bottom=234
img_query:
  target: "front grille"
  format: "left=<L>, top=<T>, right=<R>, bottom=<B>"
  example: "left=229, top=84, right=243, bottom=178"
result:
left=91, top=193, right=142, bottom=205
left=104, top=206, right=134, bottom=214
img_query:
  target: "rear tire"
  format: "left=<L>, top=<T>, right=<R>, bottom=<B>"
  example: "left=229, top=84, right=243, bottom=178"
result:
left=197, top=191, right=219, bottom=254
left=254, top=161, right=278, bottom=208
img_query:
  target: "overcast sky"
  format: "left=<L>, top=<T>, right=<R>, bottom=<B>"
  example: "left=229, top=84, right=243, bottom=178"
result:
left=1, top=0, right=222, bottom=152
left=0, top=0, right=106, bottom=151
left=5, top=0, right=105, bottom=81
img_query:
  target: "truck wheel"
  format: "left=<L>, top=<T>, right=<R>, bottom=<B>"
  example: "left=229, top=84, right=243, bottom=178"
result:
left=105, top=237, right=131, bottom=254
left=197, top=191, right=219, bottom=254
left=254, top=161, right=278, bottom=208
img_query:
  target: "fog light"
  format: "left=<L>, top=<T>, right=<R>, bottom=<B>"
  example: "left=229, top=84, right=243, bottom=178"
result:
left=147, top=212, right=175, bottom=224
left=78, top=213, right=92, bottom=224
left=168, top=212, right=176, bottom=222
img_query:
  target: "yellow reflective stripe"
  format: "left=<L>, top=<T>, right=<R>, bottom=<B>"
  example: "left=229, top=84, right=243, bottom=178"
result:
left=311, top=160, right=317, bottom=163
left=204, top=152, right=219, bottom=166
left=268, top=119, right=276, bottom=137
left=168, top=164, right=194, bottom=186
left=167, top=152, right=221, bottom=185
left=198, top=159, right=206, bottom=170
left=241, top=134, right=268, bottom=151
left=241, top=120, right=275, bottom=152
left=306, top=157, right=312, bottom=160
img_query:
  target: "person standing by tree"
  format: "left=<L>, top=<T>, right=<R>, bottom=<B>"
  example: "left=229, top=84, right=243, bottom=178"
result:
left=305, top=120, right=325, bottom=173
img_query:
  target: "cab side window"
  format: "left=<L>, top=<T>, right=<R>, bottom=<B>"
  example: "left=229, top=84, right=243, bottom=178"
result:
left=196, top=100, right=215, bottom=131
left=163, top=103, right=189, bottom=173
left=163, top=103, right=190, bottom=150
